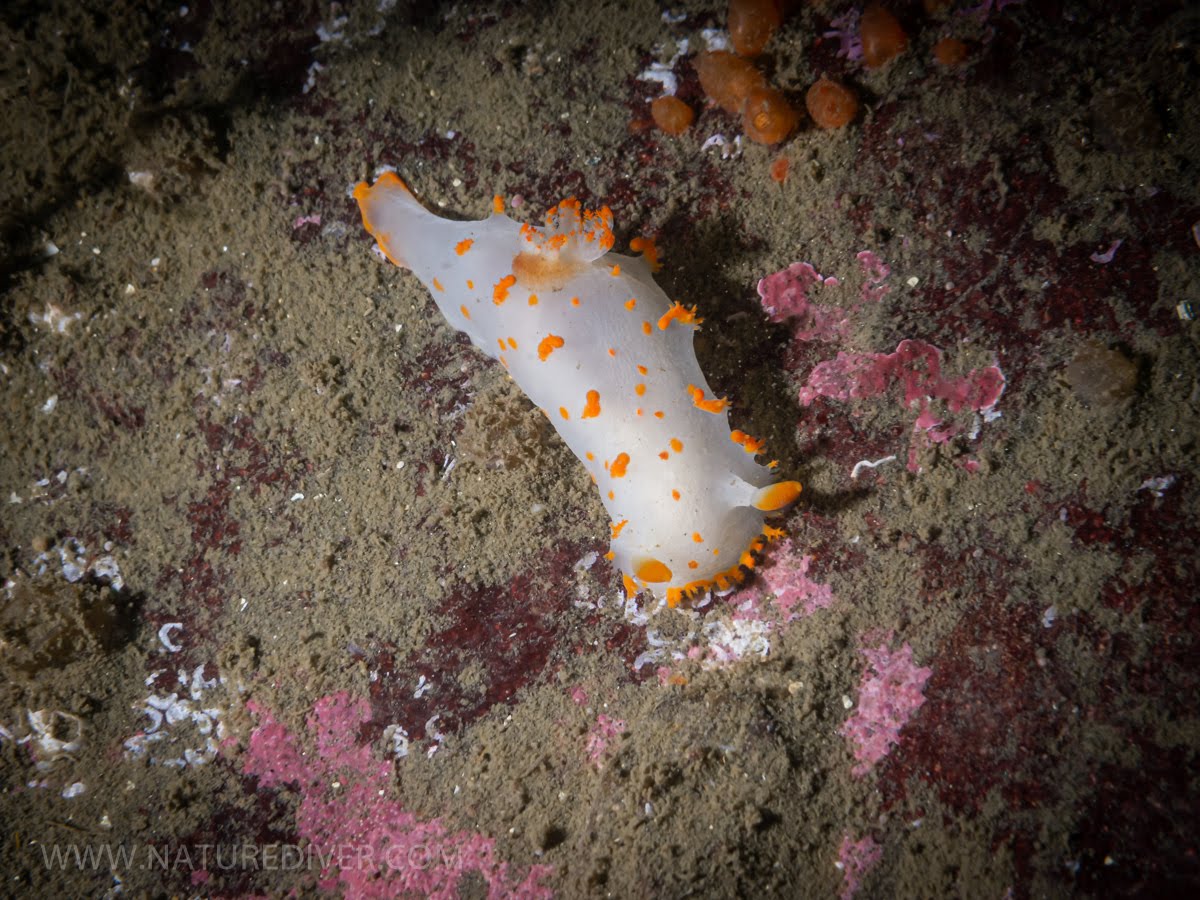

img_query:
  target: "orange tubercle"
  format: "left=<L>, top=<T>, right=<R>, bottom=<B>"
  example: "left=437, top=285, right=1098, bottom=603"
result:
left=609, top=452, right=631, bottom=478
left=581, top=389, right=601, bottom=418
left=629, top=235, right=662, bottom=271
left=493, top=274, right=516, bottom=305
left=537, top=333, right=565, bottom=361
left=622, top=572, right=640, bottom=597
left=688, top=385, right=730, bottom=414
left=658, top=302, right=698, bottom=330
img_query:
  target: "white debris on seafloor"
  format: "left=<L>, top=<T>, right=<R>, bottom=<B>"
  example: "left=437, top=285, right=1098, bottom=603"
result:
left=25, top=709, right=85, bottom=770
left=701, top=617, right=771, bottom=668
left=123, top=665, right=227, bottom=768
left=157, top=622, right=184, bottom=653
left=33, top=536, right=124, bottom=591
left=28, top=303, right=83, bottom=334
left=850, top=455, right=898, bottom=479
left=1136, top=474, right=1177, bottom=498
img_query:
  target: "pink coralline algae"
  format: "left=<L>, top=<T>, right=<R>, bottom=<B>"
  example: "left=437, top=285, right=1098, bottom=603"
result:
left=242, top=692, right=553, bottom=899
left=585, top=713, right=626, bottom=767
left=800, top=338, right=1005, bottom=472
left=800, top=339, right=1003, bottom=411
left=854, top=250, right=892, bottom=303
left=762, top=255, right=1004, bottom=473
left=757, top=252, right=890, bottom=342
left=836, top=833, right=883, bottom=900
left=840, top=642, right=932, bottom=777
left=757, top=262, right=845, bottom=341
left=754, top=539, right=835, bottom=622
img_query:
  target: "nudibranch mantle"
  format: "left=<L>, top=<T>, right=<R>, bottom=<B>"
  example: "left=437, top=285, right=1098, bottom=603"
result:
left=354, top=171, right=800, bottom=606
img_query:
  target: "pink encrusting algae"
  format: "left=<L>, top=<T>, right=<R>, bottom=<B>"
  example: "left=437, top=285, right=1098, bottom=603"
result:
left=242, top=692, right=553, bottom=899
left=799, top=338, right=1005, bottom=472
left=840, top=642, right=932, bottom=777
left=757, top=262, right=846, bottom=342
left=836, top=833, right=883, bottom=899
left=755, top=539, right=835, bottom=622
left=761, top=255, right=1004, bottom=473
left=757, top=251, right=891, bottom=342
left=585, top=713, right=626, bottom=767
left=798, top=338, right=1004, bottom=412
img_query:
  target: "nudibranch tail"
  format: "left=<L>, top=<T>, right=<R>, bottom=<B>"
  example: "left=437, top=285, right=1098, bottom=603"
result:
left=353, top=172, right=802, bottom=605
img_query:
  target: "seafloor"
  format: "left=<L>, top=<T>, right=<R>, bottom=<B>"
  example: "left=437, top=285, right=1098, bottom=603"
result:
left=1, top=0, right=1197, bottom=897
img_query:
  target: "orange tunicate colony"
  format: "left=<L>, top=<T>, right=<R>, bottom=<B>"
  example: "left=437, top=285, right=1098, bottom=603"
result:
left=742, top=86, right=799, bottom=144
left=693, top=51, right=767, bottom=115
left=860, top=3, right=908, bottom=69
left=728, top=0, right=782, bottom=57
left=651, top=96, right=695, bottom=135
left=694, top=51, right=800, bottom=145
left=805, top=77, right=859, bottom=129
left=932, top=37, right=968, bottom=66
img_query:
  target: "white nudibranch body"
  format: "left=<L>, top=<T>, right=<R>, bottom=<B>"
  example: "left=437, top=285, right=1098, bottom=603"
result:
left=354, top=172, right=800, bottom=605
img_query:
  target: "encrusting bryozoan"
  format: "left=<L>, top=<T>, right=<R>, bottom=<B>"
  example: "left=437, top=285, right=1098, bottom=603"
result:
left=354, top=171, right=801, bottom=606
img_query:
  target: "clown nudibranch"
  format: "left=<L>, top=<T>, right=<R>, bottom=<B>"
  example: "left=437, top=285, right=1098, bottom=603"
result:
left=354, top=172, right=801, bottom=606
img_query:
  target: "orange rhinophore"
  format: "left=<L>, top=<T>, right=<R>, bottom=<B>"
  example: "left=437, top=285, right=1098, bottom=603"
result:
left=805, top=77, right=859, bottom=130
left=860, top=3, right=908, bottom=69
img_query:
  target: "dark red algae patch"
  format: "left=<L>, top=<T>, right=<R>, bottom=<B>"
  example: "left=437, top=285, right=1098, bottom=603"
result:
left=872, top=476, right=1200, bottom=893
left=360, top=539, right=636, bottom=742
left=875, top=570, right=1048, bottom=816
